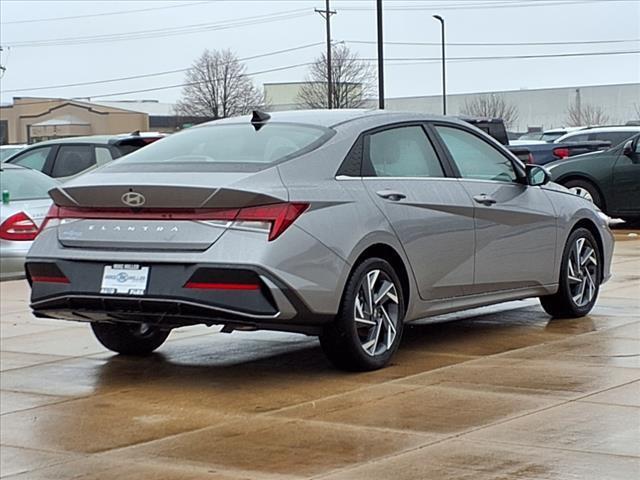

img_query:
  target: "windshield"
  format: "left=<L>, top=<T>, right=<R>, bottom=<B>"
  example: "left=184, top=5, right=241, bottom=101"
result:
left=120, top=123, right=331, bottom=165
left=0, top=147, right=25, bottom=162
left=0, top=167, right=58, bottom=201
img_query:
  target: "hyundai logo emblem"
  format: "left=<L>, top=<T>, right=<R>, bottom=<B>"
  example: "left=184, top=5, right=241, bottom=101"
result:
left=121, top=191, right=146, bottom=207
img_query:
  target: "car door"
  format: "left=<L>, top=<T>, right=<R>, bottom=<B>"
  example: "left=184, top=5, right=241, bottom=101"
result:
left=361, top=124, right=475, bottom=301
left=612, top=137, right=640, bottom=215
left=432, top=124, right=557, bottom=295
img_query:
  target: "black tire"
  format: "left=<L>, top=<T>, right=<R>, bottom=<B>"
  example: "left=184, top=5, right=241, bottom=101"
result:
left=540, top=227, right=602, bottom=318
left=91, top=322, right=170, bottom=355
left=320, top=257, right=405, bottom=371
left=563, top=179, right=604, bottom=210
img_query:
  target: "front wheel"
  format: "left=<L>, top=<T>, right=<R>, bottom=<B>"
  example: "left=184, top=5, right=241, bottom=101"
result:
left=91, top=322, right=170, bottom=355
left=540, top=227, right=601, bottom=318
left=320, top=258, right=405, bottom=371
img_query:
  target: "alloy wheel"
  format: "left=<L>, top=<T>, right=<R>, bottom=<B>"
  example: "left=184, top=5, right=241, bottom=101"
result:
left=568, top=186, right=593, bottom=202
left=354, top=269, right=400, bottom=356
left=567, top=237, right=598, bottom=307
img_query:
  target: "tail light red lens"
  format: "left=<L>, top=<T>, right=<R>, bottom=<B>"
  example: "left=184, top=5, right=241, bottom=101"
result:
left=41, top=202, right=309, bottom=241
left=0, top=212, right=39, bottom=241
left=553, top=147, right=570, bottom=159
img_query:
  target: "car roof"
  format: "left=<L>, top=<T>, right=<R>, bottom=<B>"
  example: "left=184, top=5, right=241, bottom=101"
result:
left=199, top=109, right=449, bottom=128
left=565, top=126, right=640, bottom=134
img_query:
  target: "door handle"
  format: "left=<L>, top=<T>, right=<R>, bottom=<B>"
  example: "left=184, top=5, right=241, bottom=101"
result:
left=376, top=190, right=406, bottom=201
left=473, top=194, right=497, bottom=206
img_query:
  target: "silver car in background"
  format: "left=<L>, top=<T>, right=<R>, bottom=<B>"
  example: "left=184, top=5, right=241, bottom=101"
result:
left=26, top=110, right=613, bottom=370
left=1, top=164, right=57, bottom=280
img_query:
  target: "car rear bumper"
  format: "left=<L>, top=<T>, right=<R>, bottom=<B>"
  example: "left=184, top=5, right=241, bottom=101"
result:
left=26, top=259, right=334, bottom=335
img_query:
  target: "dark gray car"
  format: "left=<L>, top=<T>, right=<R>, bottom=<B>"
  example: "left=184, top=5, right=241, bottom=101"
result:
left=26, top=110, right=613, bottom=370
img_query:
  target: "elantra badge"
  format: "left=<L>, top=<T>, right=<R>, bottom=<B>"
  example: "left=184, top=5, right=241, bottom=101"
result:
left=121, top=191, right=146, bottom=207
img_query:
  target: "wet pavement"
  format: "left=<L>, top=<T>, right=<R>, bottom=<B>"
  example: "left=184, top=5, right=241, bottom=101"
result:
left=0, top=230, right=638, bottom=479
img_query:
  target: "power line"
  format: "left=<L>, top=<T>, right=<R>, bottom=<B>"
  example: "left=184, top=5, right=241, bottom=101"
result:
left=3, top=43, right=324, bottom=94
left=5, top=9, right=312, bottom=48
left=1, top=1, right=211, bottom=25
left=339, top=0, right=612, bottom=11
left=346, top=38, right=640, bottom=47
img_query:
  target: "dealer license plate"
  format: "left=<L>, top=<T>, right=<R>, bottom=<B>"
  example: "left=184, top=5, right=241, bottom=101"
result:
left=100, top=264, right=149, bottom=295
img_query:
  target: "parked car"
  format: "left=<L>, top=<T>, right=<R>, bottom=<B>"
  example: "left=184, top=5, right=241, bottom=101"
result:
left=0, top=144, right=27, bottom=162
left=5, top=132, right=165, bottom=181
left=540, top=126, right=589, bottom=143
left=518, top=132, right=544, bottom=141
left=554, top=125, right=640, bottom=147
left=462, top=118, right=608, bottom=165
left=1, top=164, right=57, bottom=280
left=547, top=133, right=640, bottom=221
left=26, top=110, right=613, bottom=371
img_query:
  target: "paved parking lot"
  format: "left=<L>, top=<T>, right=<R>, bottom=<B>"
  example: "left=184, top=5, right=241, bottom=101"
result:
left=0, top=230, right=638, bottom=479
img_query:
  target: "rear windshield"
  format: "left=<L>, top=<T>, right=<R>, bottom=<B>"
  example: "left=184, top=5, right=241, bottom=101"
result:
left=0, top=168, right=58, bottom=201
left=120, top=123, right=331, bottom=165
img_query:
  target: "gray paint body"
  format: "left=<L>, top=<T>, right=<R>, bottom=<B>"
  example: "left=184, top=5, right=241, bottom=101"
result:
left=27, top=110, right=614, bottom=330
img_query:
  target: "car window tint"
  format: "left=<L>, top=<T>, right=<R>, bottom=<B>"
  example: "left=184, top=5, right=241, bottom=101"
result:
left=0, top=168, right=57, bottom=200
left=435, top=126, right=516, bottom=182
left=559, top=133, right=589, bottom=143
left=95, top=147, right=114, bottom=165
left=592, top=131, right=635, bottom=146
left=51, top=145, right=95, bottom=178
left=10, top=147, right=51, bottom=171
left=368, top=126, right=444, bottom=177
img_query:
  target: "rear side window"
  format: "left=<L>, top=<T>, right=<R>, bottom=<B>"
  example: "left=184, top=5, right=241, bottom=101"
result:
left=51, top=145, right=95, bottom=178
left=435, top=126, right=516, bottom=182
left=9, top=147, right=51, bottom=171
left=95, top=147, right=114, bottom=165
left=0, top=168, right=57, bottom=200
left=368, top=126, right=444, bottom=177
left=120, top=123, right=331, bottom=165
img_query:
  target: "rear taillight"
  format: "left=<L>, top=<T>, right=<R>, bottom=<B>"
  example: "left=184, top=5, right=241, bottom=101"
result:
left=553, top=147, right=570, bottom=159
left=0, top=212, right=39, bottom=241
left=41, top=202, right=309, bottom=241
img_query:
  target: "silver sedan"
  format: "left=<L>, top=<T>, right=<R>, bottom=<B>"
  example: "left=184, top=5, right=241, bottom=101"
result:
left=1, top=164, right=56, bottom=280
left=26, top=110, right=613, bottom=370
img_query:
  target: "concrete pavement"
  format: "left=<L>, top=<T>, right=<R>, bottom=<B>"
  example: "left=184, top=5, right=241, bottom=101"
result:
left=1, top=230, right=638, bottom=479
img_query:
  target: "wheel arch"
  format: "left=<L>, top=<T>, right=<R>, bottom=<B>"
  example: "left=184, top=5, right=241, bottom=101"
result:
left=557, top=174, right=608, bottom=212
left=351, top=243, right=411, bottom=311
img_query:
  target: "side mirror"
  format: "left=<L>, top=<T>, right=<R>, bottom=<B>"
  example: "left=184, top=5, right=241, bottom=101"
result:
left=526, top=164, right=551, bottom=186
left=623, top=139, right=638, bottom=157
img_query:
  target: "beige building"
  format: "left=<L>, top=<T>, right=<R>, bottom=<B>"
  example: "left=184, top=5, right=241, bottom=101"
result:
left=0, top=97, right=149, bottom=144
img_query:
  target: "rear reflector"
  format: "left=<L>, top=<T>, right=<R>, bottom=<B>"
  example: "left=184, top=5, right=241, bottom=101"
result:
left=184, top=282, right=260, bottom=291
left=0, top=212, right=39, bottom=241
left=43, top=202, right=309, bottom=241
left=31, top=275, right=70, bottom=284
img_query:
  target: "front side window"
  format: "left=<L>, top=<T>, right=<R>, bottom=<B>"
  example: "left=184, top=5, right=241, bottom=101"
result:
left=435, top=126, right=516, bottom=182
left=119, top=123, right=330, bottom=166
left=592, top=131, right=636, bottom=146
left=10, top=147, right=52, bottom=171
left=51, top=145, right=95, bottom=178
left=367, top=126, right=444, bottom=177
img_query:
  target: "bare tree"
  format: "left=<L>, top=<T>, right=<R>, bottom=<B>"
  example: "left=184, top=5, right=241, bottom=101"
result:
left=176, top=49, right=263, bottom=119
left=566, top=101, right=609, bottom=126
left=460, top=94, right=519, bottom=129
left=297, top=44, right=374, bottom=109
left=633, top=103, right=640, bottom=119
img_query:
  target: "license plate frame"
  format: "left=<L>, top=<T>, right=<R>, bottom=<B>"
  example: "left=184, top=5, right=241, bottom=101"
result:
left=100, top=264, right=149, bottom=296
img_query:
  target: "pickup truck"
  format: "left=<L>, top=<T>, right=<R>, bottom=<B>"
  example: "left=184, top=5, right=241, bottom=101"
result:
left=461, top=117, right=611, bottom=165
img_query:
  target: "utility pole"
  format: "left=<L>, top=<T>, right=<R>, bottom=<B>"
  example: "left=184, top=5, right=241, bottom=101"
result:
left=376, top=0, right=384, bottom=109
left=0, top=46, right=6, bottom=79
left=433, top=15, right=446, bottom=115
left=315, top=1, right=336, bottom=109
left=575, top=88, right=582, bottom=125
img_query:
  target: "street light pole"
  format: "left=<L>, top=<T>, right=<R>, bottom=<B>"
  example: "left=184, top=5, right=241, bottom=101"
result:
left=376, top=0, right=385, bottom=109
left=433, top=15, right=446, bottom=115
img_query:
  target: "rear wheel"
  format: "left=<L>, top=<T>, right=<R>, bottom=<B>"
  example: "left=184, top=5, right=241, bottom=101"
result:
left=320, top=258, right=405, bottom=371
left=91, top=322, right=169, bottom=355
left=540, top=227, right=601, bottom=318
left=563, top=179, right=603, bottom=210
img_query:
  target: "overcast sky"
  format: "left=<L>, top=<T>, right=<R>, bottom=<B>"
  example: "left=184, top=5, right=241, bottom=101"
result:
left=1, top=0, right=638, bottom=105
